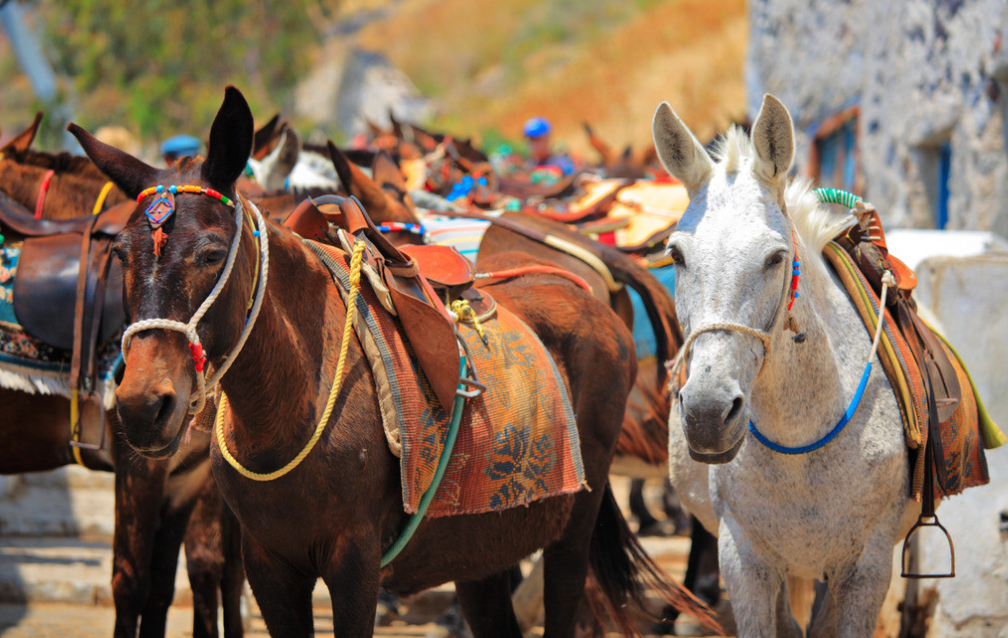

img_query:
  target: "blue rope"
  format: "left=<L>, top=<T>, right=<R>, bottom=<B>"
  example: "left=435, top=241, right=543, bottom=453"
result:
left=380, top=357, right=468, bottom=567
left=748, top=361, right=873, bottom=455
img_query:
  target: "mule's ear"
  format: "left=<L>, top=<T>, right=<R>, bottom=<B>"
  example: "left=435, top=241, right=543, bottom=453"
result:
left=67, top=123, right=157, bottom=199
left=273, top=128, right=300, bottom=182
left=750, top=94, right=794, bottom=185
left=202, top=86, right=254, bottom=189
left=327, top=141, right=385, bottom=209
left=252, top=112, right=281, bottom=160
left=3, top=112, right=44, bottom=153
left=372, top=150, right=405, bottom=190
left=652, top=101, right=712, bottom=196
left=327, top=140, right=356, bottom=192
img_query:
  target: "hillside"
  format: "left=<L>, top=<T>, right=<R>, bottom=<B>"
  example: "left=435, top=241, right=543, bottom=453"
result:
left=0, top=0, right=747, bottom=154
left=355, top=0, right=748, bottom=154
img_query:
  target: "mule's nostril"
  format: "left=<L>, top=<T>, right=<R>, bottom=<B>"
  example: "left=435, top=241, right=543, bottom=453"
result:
left=724, top=396, right=744, bottom=424
left=154, top=393, right=176, bottom=426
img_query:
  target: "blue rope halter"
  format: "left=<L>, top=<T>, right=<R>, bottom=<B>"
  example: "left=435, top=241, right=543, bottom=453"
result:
left=747, top=361, right=872, bottom=455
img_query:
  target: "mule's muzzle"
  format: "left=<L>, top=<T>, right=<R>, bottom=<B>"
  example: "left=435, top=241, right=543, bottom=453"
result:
left=678, top=379, right=747, bottom=463
left=115, top=382, right=186, bottom=458
left=114, top=336, right=193, bottom=458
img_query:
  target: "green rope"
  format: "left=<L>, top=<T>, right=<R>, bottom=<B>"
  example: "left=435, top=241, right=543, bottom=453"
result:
left=814, top=187, right=863, bottom=209
left=380, top=357, right=468, bottom=567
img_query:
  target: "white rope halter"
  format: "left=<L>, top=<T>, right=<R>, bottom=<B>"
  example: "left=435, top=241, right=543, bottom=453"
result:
left=120, top=194, right=270, bottom=414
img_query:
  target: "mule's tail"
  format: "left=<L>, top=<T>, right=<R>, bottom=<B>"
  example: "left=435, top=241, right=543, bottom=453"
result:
left=595, top=242, right=682, bottom=386
left=589, top=483, right=722, bottom=636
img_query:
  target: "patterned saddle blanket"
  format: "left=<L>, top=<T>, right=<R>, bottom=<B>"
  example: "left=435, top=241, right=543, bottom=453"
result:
left=0, top=242, right=121, bottom=403
left=824, top=211, right=1003, bottom=501
left=312, top=242, right=586, bottom=517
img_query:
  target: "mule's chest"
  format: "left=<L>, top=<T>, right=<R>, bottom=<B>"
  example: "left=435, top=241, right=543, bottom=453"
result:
left=711, top=439, right=908, bottom=574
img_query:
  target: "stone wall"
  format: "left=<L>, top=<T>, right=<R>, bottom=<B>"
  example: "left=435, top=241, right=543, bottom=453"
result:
left=748, top=0, right=1008, bottom=237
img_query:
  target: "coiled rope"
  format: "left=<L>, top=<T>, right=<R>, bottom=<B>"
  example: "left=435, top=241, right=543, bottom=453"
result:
left=214, top=240, right=366, bottom=481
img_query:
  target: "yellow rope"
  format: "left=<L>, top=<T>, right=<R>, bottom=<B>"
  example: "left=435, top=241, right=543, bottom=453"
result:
left=245, top=209, right=260, bottom=312
left=70, top=389, right=84, bottom=466
left=92, top=181, right=115, bottom=215
left=450, top=299, right=486, bottom=343
left=214, top=240, right=367, bottom=481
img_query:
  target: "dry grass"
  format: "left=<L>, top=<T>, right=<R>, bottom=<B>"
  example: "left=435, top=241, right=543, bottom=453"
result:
left=356, top=0, right=748, bottom=154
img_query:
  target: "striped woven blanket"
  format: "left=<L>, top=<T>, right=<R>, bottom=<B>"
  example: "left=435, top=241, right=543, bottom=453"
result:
left=824, top=241, right=1001, bottom=501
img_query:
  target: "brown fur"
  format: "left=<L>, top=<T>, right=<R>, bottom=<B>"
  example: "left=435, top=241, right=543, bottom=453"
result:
left=0, top=150, right=129, bottom=218
left=75, top=86, right=715, bottom=638
left=0, top=141, right=242, bottom=636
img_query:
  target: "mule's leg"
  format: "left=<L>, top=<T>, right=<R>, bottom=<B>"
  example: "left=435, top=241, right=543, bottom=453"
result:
left=629, top=478, right=660, bottom=534
left=541, top=491, right=605, bottom=637
left=718, top=517, right=793, bottom=638
left=810, top=537, right=894, bottom=638
left=653, top=516, right=721, bottom=633
left=218, top=505, right=246, bottom=637
left=183, top=475, right=226, bottom=638
left=321, top=536, right=381, bottom=637
left=111, top=439, right=169, bottom=638
left=241, top=532, right=316, bottom=638
left=138, top=498, right=196, bottom=638
left=455, top=571, right=523, bottom=638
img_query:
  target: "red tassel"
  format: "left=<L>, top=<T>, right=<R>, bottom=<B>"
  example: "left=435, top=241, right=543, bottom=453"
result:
left=189, top=343, right=206, bottom=373
left=152, top=227, right=168, bottom=257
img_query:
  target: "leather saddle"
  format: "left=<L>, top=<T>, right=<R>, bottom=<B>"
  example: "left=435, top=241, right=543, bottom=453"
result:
left=0, top=191, right=130, bottom=394
left=834, top=207, right=963, bottom=487
left=285, top=194, right=478, bottom=413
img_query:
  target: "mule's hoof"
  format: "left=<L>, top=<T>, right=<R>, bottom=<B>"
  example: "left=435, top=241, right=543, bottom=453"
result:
left=375, top=589, right=401, bottom=627
left=375, top=604, right=399, bottom=627
left=425, top=603, right=472, bottom=638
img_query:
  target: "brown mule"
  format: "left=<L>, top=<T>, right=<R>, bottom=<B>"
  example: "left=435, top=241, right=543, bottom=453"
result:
left=0, top=142, right=244, bottom=637
left=71, top=86, right=715, bottom=637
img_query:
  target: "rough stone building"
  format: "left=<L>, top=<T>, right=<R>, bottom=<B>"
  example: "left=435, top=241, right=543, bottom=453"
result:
left=747, top=0, right=1008, bottom=239
left=749, top=3, right=1008, bottom=636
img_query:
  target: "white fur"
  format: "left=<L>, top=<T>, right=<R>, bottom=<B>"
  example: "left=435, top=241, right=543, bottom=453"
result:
left=656, top=95, right=917, bottom=637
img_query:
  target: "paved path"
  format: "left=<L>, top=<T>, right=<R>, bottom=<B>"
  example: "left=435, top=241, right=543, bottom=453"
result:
left=1, top=469, right=724, bottom=636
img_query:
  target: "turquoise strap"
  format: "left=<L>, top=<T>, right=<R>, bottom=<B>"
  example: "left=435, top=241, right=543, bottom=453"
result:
left=814, top=187, right=863, bottom=209
left=380, top=357, right=468, bottom=567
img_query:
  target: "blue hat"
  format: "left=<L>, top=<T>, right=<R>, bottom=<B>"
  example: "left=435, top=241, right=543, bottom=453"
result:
left=523, top=117, right=551, bottom=139
left=161, top=134, right=202, bottom=158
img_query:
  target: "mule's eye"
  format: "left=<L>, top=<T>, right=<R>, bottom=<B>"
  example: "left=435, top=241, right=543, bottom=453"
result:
left=111, top=240, right=127, bottom=264
left=764, top=250, right=786, bottom=270
left=666, top=244, right=686, bottom=268
left=198, top=249, right=227, bottom=268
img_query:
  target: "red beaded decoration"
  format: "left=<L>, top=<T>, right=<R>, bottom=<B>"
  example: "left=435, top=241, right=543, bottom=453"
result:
left=787, top=230, right=800, bottom=312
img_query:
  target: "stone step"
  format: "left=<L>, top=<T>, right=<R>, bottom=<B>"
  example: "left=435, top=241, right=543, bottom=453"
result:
left=18, top=466, right=116, bottom=491
left=0, top=484, right=114, bottom=539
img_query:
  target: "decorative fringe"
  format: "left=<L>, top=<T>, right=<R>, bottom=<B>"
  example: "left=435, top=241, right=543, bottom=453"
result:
left=0, top=363, right=117, bottom=410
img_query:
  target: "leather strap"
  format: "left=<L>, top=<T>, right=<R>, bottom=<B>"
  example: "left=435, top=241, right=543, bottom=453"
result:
left=34, top=169, right=54, bottom=219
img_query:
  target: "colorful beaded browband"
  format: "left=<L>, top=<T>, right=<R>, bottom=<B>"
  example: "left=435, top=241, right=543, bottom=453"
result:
left=137, top=184, right=236, bottom=207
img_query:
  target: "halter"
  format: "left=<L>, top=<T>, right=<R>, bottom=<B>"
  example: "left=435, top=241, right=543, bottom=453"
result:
left=120, top=186, right=270, bottom=415
left=672, top=223, right=800, bottom=382
left=670, top=194, right=891, bottom=456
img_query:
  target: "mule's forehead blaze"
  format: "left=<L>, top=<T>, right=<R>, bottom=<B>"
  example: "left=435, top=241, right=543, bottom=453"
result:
left=122, top=194, right=236, bottom=321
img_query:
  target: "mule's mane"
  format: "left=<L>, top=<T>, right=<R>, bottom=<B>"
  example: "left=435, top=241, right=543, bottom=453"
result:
left=3, top=148, right=106, bottom=178
left=711, top=126, right=851, bottom=255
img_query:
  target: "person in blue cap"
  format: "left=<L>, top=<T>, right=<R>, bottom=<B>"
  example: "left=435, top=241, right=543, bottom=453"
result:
left=523, top=116, right=575, bottom=178
left=160, top=134, right=202, bottom=167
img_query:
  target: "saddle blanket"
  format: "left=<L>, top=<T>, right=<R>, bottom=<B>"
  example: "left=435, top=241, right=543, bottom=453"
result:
left=414, top=208, right=491, bottom=260
left=0, top=242, right=120, bottom=401
left=321, top=245, right=586, bottom=517
left=823, top=240, right=1001, bottom=501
